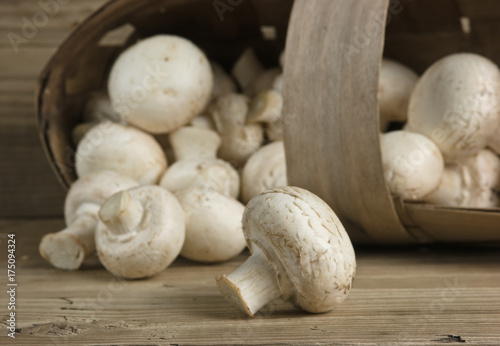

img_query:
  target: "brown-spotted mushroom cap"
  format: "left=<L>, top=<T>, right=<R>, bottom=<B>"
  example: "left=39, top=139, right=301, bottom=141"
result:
left=216, top=186, right=356, bottom=316
left=39, top=171, right=138, bottom=270
left=108, top=35, right=213, bottom=134
left=96, top=185, right=185, bottom=279
left=76, top=121, right=167, bottom=185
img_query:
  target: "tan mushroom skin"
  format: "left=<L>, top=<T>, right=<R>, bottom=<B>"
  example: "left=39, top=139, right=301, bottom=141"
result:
left=216, top=186, right=356, bottom=317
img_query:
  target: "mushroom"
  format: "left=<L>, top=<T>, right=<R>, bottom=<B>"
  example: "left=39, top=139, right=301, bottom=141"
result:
left=96, top=185, right=185, bottom=279
left=190, top=114, right=216, bottom=130
left=83, top=91, right=121, bottom=123
left=231, top=48, right=264, bottom=90
left=216, top=186, right=356, bottom=317
left=76, top=121, right=167, bottom=185
left=378, top=59, right=418, bottom=129
left=247, top=90, right=284, bottom=142
left=39, top=171, right=138, bottom=270
left=210, top=93, right=264, bottom=167
left=272, top=74, right=283, bottom=94
left=175, top=186, right=246, bottom=263
left=72, top=121, right=97, bottom=146
left=406, top=53, right=500, bottom=162
left=243, top=68, right=282, bottom=98
left=425, top=149, right=500, bottom=208
left=108, top=35, right=213, bottom=134
left=489, top=125, right=500, bottom=155
left=380, top=130, right=444, bottom=201
left=241, top=141, right=287, bottom=204
left=210, top=61, right=237, bottom=101
left=159, top=127, right=239, bottom=198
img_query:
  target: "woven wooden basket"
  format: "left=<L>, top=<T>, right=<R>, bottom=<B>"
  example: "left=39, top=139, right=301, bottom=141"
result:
left=37, top=0, right=500, bottom=244
left=284, top=0, right=500, bottom=244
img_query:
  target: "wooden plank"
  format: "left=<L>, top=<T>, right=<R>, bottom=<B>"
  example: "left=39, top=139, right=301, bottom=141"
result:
left=0, top=219, right=499, bottom=344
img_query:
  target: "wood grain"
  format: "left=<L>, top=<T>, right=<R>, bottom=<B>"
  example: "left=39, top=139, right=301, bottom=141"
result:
left=0, top=0, right=108, bottom=217
left=1, top=219, right=500, bottom=344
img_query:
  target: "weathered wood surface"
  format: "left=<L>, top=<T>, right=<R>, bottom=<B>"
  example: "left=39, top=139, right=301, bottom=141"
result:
left=0, top=0, right=108, bottom=217
left=0, top=219, right=499, bottom=345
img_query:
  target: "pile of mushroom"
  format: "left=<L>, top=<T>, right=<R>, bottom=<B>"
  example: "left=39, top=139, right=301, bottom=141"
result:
left=379, top=53, right=500, bottom=209
left=40, top=35, right=291, bottom=277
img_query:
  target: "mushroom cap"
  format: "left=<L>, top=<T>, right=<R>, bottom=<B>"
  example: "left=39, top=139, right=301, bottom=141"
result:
left=378, top=59, right=418, bottom=123
left=83, top=91, right=120, bottom=123
left=210, top=61, right=237, bottom=101
left=459, top=149, right=500, bottom=208
left=406, top=53, right=500, bottom=162
left=241, top=141, right=287, bottom=204
left=489, top=124, right=500, bottom=155
left=108, top=35, right=213, bottom=134
left=243, top=186, right=356, bottom=313
left=211, top=93, right=250, bottom=133
left=65, top=170, right=138, bottom=225
left=160, top=158, right=240, bottom=198
left=381, top=130, right=444, bottom=200
left=243, top=68, right=282, bottom=98
left=426, top=150, right=500, bottom=208
left=218, top=124, right=264, bottom=167
left=76, top=121, right=167, bottom=185
left=176, top=187, right=246, bottom=263
left=95, top=186, right=185, bottom=279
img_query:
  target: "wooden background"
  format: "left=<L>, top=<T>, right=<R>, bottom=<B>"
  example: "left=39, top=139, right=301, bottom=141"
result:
left=0, top=0, right=108, bottom=218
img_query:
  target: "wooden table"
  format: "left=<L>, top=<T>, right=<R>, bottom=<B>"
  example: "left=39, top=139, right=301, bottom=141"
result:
left=0, top=219, right=499, bottom=345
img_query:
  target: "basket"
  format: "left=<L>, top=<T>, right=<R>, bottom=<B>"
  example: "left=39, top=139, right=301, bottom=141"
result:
left=283, top=0, right=500, bottom=243
left=37, top=0, right=500, bottom=244
left=36, top=0, right=292, bottom=186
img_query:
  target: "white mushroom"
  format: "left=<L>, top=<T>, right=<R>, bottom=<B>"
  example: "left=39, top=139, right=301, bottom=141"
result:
left=108, top=35, right=213, bottom=134
left=210, top=61, right=237, bottom=101
left=378, top=59, right=418, bottom=126
left=381, top=130, right=444, bottom=200
left=489, top=125, right=500, bottom=155
left=39, top=171, right=138, bottom=270
left=247, top=90, right=284, bottom=142
left=72, top=122, right=97, bottom=146
left=425, top=149, right=500, bottom=208
left=96, top=185, right=185, bottom=279
left=175, top=186, right=246, bottom=263
left=216, top=186, right=356, bottom=317
left=241, top=141, right=287, bottom=204
left=76, top=121, right=167, bottom=185
left=272, top=74, right=283, bottom=94
left=406, top=53, right=500, bottom=162
left=210, top=93, right=264, bottom=167
left=231, top=48, right=264, bottom=90
left=243, top=68, right=282, bottom=98
left=83, top=91, right=121, bottom=123
left=190, top=114, right=216, bottom=130
left=159, top=127, right=239, bottom=198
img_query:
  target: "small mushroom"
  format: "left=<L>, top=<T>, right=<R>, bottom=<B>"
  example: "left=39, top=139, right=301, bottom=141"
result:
left=190, top=114, right=216, bottom=131
left=272, top=74, right=283, bottom=94
left=231, top=48, right=264, bottom=90
left=381, top=130, right=444, bottom=200
left=406, top=53, right=500, bottom=162
left=210, top=93, right=264, bottom=167
left=210, top=61, right=237, bottom=101
left=216, top=186, right=356, bottom=317
left=39, top=171, right=138, bottom=270
left=108, top=35, right=213, bottom=134
left=489, top=125, right=500, bottom=155
left=175, top=186, right=246, bottom=263
left=247, top=90, right=284, bottom=142
left=243, top=68, right=282, bottom=98
left=160, top=127, right=239, bottom=198
left=83, top=91, right=121, bottom=123
left=76, top=121, right=167, bottom=185
left=425, top=149, right=500, bottom=208
left=241, top=141, right=287, bottom=204
left=96, top=185, right=185, bottom=279
left=378, top=59, right=418, bottom=127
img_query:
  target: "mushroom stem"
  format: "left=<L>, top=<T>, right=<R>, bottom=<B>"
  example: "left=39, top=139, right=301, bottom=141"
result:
left=216, top=247, right=281, bottom=317
left=99, top=190, right=144, bottom=235
left=39, top=204, right=99, bottom=270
